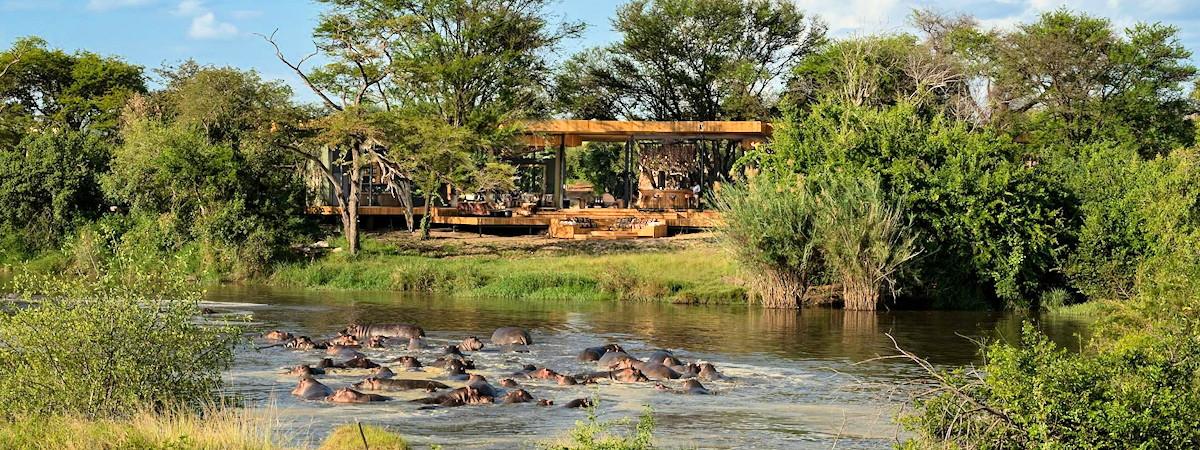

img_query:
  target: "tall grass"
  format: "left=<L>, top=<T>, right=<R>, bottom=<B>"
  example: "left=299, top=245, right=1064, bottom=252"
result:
left=713, top=176, right=822, bottom=308
left=814, top=174, right=918, bottom=310
left=0, top=407, right=281, bottom=450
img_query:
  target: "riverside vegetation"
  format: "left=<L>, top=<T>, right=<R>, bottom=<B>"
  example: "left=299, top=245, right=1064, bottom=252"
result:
left=3, top=0, right=1200, bottom=447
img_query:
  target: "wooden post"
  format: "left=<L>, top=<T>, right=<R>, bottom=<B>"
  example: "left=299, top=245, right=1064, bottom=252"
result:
left=624, top=137, right=633, bottom=207
left=553, top=135, right=565, bottom=209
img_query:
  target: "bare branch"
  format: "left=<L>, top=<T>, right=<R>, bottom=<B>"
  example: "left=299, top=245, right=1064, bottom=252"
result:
left=258, top=29, right=343, bottom=111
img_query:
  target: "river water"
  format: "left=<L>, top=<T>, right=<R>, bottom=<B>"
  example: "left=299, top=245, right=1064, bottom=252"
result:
left=209, top=285, right=1090, bottom=449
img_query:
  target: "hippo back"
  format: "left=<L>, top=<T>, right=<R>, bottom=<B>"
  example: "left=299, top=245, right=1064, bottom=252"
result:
left=348, top=323, right=425, bottom=339
left=490, top=327, right=532, bottom=345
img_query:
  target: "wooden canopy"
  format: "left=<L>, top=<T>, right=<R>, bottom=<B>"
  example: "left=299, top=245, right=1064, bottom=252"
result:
left=520, top=119, right=772, bottom=148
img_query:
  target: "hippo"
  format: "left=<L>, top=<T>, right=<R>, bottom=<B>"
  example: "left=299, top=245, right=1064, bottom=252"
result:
left=414, top=386, right=494, bottom=407
left=597, top=351, right=639, bottom=369
left=538, top=399, right=554, bottom=406
left=291, top=376, right=332, bottom=400
left=353, top=377, right=451, bottom=392
left=327, top=334, right=360, bottom=347
left=341, top=354, right=380, bottom=369
left=639, top=363, right=681, bottom=380
left=564, top=398, right=593, bottom=409
left=530, top=367, right=559, bottom=380
left=459, top=336, right=485, bottom=352
left=367, top=336, right=388, bottom=348
left=317, top=358, right=346, bottom=369
left=578, top=344, right=625, bottom=362
left=502, top=389, right=534, bottom=404
left=578, top=368, right=649, bottom=383
left=407, top=337, right=425, bottom=351
left=284, top=365, right=325, bottom=377
left=491, top=327, right=532, bottom=346
left=499, top=378, right=521, bottom=388
left=465, top=374, right=498, bottom=397
left=326, top=346, right=364, bottom=359
left=655, top=379, right=712, bottom=395
left=263, top=330, right=293, bottom=342
left=345, top=323, right=425, bottom=340
left=675, top=363, right=701, bottom=379
left=442, top=345, right=464, bottom=357
left=284, top=336, right=322, bottom=350
left=697, top=363, right=729, bottom=381
left=430, top=356, right=474, bottom=370
left=442, top=359, right=471, bottom=381
left=372, top=366, right=396, bottom=379
left=509, top=364, right=538, bottom=379
left=645, top=350, right=683, bottom=367
left=555, top=374, right=578, bottom=386
left=389, top=356, right=422, bottom=369
left=326, top=387, right=390, bottom=403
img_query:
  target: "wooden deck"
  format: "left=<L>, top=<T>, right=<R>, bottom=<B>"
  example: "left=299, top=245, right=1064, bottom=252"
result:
left=306, top=206, right=720, bottom=229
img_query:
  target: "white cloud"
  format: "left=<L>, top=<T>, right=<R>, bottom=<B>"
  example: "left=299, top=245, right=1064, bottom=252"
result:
left=86, top=0, right=152, bottom=11
left=189, top=12, right=238, bottom=39
left=173, top=0, right=202, bottom=16
left=231, top=9, right=262, bottom=20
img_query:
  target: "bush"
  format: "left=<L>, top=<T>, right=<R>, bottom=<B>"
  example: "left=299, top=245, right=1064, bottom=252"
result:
left=319, top=423, right=410, bottom=450
left=814, top=173, right=919, bottom=310
left=0, top=271, right=241, bottom=419
left=540, top=404, right=656, bottom=450
left=713, top=176, right=822, bottom=308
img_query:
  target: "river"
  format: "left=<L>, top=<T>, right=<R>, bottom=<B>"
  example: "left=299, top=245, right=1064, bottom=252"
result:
left=209, top=285, right=1090, bottom=449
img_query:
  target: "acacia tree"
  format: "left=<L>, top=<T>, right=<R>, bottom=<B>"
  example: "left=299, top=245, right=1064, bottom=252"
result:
left=554, top=0, right=824, bottom=183
left=267, top=0, right=579, bottom=248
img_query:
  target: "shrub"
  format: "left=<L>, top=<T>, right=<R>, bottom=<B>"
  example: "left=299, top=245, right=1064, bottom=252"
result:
left=713, top=176, right=822, bottom=308
left=814, top=173, right=919, bottom=310
left=539, top=404, right=656, bottom=450
left=319, top=423, right=410, bottom=450
left=0, top=271, right=241, bottom=419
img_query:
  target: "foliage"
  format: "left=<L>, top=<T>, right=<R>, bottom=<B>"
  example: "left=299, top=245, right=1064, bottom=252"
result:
left=813, top=173, right=919, bottom=310
left=713, top=176, right=822, bottom=308
left=539, top=404, right=656, bottom=450
left=319, top=423, right=410, bottom=450
left=555, top=0, right=825, bottom=121
left=746, top=101, right=1073, bottom=308
left=0, top=408, right=281, bottom=450
left=0, top=271, right=241, bottom=419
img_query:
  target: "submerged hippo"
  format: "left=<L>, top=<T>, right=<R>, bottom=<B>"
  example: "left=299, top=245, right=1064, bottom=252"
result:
left=697, top=363, right=729, bottom=381
left=491, top=327, right=532, bottom=346
left=341, top=354, right=380, bottom=369
left=345, top=323, right=425, bottom=340
left=367, top=336, right=388, bottom=348
left=555, top=374, right=578, bottom=386
left=317, top=358, right=345, bottom=369
left=407, top=337, right=425, bottom=350
left=499, top=378, right=521, bottom=388
left=465, top=374, right=498, bottom=397
left=389, top=356, right=422, bottom=369
left=263, top=330, right=294, bottom=342
left=655, top=379, right=712, bottom=395
left=675, top=363, right=701, bottom=379
left=578, top=367, right=650, bottom=383
left=372, top=366, right=396, bottom=379
left=509, top=364, right=538, bottom=379
left=284, top=336, right=322, bottom=350
left=530, top=367, right=559, bottom=380
left=645, top=349, right=684, bottom=367
left=326, top=387, right=390, bottom=403
left=442, top=359, right=471, bottom=381
left=597, top=351, right=640, bottom=369
left=502, top=389, right=534, bottom=404
left=638, top=363, right=681, bottom=380
left=327, top=334, right=360, bottom=347
left=430, top=356, right=474, bottom=370
left=578, top=344, right=625, bottom=362
left=459, top=336, right=485, bottom=352
left=353, top=377, right=450, bottom=392
left=414, top=386, right=494, bottom=407
left=291, top=376, right=332, bottom=400
left=326, top=345, right=364, bottom=359
left=284, top=364, right=325, bottom=377
left=563, top=398, right=593, bottom=409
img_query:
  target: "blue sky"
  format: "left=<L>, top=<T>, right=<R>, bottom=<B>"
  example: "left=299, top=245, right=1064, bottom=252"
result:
left=4, top=0, right=1200, bottom=103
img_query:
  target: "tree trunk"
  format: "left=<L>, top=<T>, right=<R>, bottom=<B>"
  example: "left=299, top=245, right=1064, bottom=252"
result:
left=345, top=145, right=363, bottom=255
left=841, top=278, right=880, bottom=311
left=420, top=192, right=434, bottom=240
left=400, top=179, right=415, bottom=233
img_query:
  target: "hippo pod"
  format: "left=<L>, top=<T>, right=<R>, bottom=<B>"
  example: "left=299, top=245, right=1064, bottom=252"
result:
left=353, top=377, right=451, bottom=392
left=291, top=376, right=332, bottom=400
left=327, top=387, right=391, bottom=403
left=491, top=327, right=532, bottom=346
left=654, top=379, right=712, bottom=395
left=578, top=344, right=625, bottom=362
left=413, top=386, right=494, bottom=407
left=345, top=323, right=426, bottom=340
left=263, top=330, right=294, bottom=342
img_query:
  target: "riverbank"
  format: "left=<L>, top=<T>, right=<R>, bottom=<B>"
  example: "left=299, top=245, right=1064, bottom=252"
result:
left=268, top=231, right=748, bottom=304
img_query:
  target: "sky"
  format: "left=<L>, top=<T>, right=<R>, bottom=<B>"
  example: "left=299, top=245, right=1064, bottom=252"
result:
left=3, top=0, right=1200, bottom=103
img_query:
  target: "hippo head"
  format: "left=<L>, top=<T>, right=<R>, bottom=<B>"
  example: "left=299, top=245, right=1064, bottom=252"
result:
left=407, top=337, right=424, bottom=350
left=502, top=389, right=533, bottom=404
left=326, top=387, right=365, bottom=403
left=603, top=343, right=625, bottom=354
left=317, top=358, right=336, bottom=369
left=460, top=336, right=485, bottom=352
left=466, top=374, right=488, bottom=384
left=537, top=399, right=554, bottom=407
left=367, top=336, right=388, bottom=348
left=373, top=366, right=395, bottom=378
left=531, top=368, right=558, bottom=379
left=683, top=379, right=707, bottom=390
left=612, top=358, right=641, bottom=370
left=499, top=378, right=520, bottom=388
left=442, top=345, right=463, bottom=356
left=345, top=355, right=379, bottom=369
left=460, top=386, right=493, bottom=405
left=521, top=364, right=537, bottom=372
left=555, top=374, right=578, bottom=386
left=445, top=359, right=467, bottom=375
left=330, top=334, right=360, bottom=346
left=698, top=363, right=722, bottom=377
left=263, top=330, right=293, bottom=341
left=353, top=377, right=381, bottom=390
left=288, top=336, right=316, bottom=349
left=613, top=368, right=649, bottom=383
left=394, top=356, right=421, bottom=368
left=289, top=365, right=314, bottom=377
left=654, top=382, right=671, bottom=392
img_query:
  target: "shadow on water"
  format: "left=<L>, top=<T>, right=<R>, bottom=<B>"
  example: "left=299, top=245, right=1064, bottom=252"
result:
left=205, top=285, right=1092, bottom=449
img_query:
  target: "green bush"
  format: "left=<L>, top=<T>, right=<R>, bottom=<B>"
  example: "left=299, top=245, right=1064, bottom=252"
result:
left=319, top=423, right=410, bottom=450
left=713, top=176, right=822, bottom=308
left=540, top=404, right=656, bottom=450
left=0, top=272, right=241, bottom=419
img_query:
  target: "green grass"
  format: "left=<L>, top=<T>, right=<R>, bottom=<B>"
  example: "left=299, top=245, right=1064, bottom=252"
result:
left=319, top=423, right=409, bottom=450
left=0, top=409, right=281, bottom=450
left=269, top=240, right=746, bottom=304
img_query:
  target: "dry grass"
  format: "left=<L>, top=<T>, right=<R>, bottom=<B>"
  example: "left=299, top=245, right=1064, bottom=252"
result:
left=0, top=407, right=283, bottom=450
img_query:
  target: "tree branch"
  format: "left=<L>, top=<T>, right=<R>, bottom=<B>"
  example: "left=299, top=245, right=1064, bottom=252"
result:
left=258, top=29, right=344, bottom=111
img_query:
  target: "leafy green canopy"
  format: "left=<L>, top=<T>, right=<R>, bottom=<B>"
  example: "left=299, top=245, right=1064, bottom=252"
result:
left=555, top=0, right=825, bottom=121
